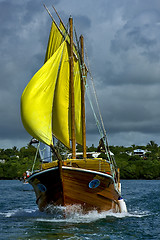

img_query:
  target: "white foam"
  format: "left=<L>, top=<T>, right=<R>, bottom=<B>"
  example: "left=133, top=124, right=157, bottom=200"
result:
left=2, top=205, right=149, bottom=223
left=35, top=205, right=150, bottom=224
left=2, top=208, right=38, bottom=218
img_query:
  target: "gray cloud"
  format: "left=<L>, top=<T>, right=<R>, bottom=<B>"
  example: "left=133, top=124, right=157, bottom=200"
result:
left=1, top=0, right=160, bottom=149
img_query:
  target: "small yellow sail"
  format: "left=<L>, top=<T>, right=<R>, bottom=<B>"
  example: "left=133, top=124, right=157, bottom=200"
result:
left=73, top=56, right=82, bottom=145
left=45, top=21, right=63, bottom=62
left=52, top=44, right=83, bottom=147
left=59, top=21, right=70, bottom=43
left=21, top=41, right=67, bottom=146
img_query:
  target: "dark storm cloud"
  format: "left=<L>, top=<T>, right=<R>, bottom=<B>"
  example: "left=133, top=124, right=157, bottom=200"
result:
left=1, top=0, right=160, bottom=148
left=85, top=78, right=160, bottom=147
left=86, top=4, right=160, bottom=85
left=111, top=10, right=160, bottom=62
left=0, top=0, right=50, bottom=147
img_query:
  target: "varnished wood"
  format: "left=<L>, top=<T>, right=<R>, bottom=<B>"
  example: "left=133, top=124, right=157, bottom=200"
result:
left=29, top=163, right=120, bottom=212
left=50, top=144, right=64, bottom=205
left=69, top=17, right=76, bottom=159
left=30, top=167, right=63, bottom=211
left=42, top=158, right=112, bottom=173
left=80, top=35, right=87, bottom=159
left=62, top=168, right=119, bottom=212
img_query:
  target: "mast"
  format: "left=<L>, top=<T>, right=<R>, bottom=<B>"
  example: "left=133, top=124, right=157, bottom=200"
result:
left=80, top=35, right=87, bottom=159
left=69, top=17, right=76, bottom=159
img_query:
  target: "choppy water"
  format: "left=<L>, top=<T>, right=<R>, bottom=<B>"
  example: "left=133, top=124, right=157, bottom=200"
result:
left=0, top=180, right=160, bottom=239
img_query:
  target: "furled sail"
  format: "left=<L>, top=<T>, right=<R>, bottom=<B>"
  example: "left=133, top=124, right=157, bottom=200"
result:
left=21, top=20, right=83, bottom=148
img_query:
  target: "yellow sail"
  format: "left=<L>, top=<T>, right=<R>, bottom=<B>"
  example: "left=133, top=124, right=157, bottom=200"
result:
left=59, top=22, right=83, bottom=145
left=52, top=45, right=82, bottom=147
left=52, top=43, right=70, bottom=148
left=45, top=21, right=63, bottom=62
left=21, top=41, right=67, bottom=146
left=59, top=21, right=70, bottom=42
left=21, top=20, right=83, bottom=148
left=73, top=56, right=82, bottom=145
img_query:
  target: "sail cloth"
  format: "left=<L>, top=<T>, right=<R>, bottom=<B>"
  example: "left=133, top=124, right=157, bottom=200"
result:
left=21, top=21, right=83, bottom=148
left=45, top=21, right=63, bottom=62
left=58, top=23, right=83, bottom=145
left=21, top=41, right=68, bottom=146
left=73, top=57, right=82, bottom=144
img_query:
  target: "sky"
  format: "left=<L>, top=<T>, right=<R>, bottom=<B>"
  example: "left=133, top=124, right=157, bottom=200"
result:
left=1, top=0, right=160, bottom=149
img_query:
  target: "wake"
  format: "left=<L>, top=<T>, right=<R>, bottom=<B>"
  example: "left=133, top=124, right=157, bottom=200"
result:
left=1, top=205, right=150, bottom=223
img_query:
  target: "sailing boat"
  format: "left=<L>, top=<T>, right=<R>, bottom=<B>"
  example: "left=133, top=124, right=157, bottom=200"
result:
left=21, top=5, right=127, bottom=213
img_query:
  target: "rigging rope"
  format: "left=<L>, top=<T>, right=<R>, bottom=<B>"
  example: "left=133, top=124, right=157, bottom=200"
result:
left=84, top=46, right=117, bottom=170
left=73, top=25, right=116, bottom=172
left=31, top=142, right=40, bottom=173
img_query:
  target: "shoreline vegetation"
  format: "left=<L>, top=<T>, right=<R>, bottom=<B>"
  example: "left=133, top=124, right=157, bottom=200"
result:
left=0, top=140, right=160, bottom=180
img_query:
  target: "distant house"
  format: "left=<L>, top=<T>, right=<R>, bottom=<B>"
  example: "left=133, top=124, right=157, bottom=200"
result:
left=133, top=149, right=145, bottom=157
left=10, top=155, right=19, bottom=159
left=125, top=151, right=132, bottom=156
left=0, top=159, right=5, bottom=164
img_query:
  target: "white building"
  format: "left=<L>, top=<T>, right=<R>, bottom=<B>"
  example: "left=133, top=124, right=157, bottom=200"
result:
left=133, top=149, right=146, bottom=157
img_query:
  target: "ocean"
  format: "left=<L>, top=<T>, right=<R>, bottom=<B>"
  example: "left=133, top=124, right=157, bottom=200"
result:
left=0, top=179, right=159, bottom=240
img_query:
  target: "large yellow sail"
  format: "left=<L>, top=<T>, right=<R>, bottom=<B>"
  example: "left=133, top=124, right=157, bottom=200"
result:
left=21, top=41, right=67, bottom=146
left=21, top=20, right=83, bottom=148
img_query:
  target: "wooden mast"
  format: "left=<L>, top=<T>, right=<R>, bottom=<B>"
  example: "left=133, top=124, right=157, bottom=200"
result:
left=80, top=35, right=87, bottom=159
left=69, top=17, right=76, bottom=159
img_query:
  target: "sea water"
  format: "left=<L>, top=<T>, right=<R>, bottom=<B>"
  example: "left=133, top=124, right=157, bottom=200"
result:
left=0, top=179, right=160, bottom=239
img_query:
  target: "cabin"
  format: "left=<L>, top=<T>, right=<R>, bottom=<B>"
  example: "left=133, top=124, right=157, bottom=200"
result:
left=67, top=151, right=114, bottom=159
left=67, top=152, right=101, bottom=159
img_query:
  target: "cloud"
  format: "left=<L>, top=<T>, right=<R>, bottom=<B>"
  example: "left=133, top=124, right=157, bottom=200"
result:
left=1, top=0, right=160, bottom=149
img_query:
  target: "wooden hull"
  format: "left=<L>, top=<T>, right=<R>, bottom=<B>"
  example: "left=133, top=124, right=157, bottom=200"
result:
left=28, top=166, right=121, bottom=212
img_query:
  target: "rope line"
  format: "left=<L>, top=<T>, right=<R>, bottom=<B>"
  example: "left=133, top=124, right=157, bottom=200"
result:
left=84, top=46, right=117, bottom=173
left=31, top=142, right=40, bottom=173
